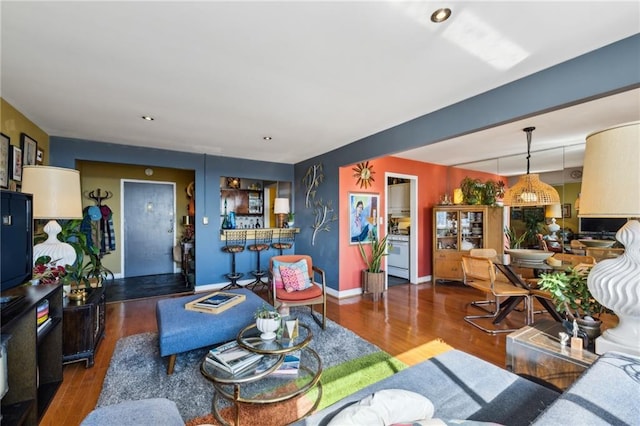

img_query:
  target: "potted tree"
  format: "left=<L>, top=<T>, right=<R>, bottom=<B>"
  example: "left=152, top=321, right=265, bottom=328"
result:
left=358, top=232, right=389, bottom=297
left=537, top=265, right=607, bottom=340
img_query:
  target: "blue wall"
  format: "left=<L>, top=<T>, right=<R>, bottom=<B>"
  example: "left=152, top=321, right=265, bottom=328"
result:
left=50, top=137, right=293, bottom=286
left=51, top=34, right=639, bottom=292
left=294, top=34, right=640, bottom=289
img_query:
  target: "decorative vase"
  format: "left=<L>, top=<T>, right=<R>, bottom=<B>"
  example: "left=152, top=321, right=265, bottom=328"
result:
left=576, top=318, right=602, bottom=341
left=256, top=315, right=280, bottom=340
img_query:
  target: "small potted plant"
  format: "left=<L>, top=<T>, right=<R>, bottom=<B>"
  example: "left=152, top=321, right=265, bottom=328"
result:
left=287, top=212, right=295, bottom=228
left=537, top=265, right=607, bottom=340
left=254, top=303, right=280, bottom=340
left=358, top=231, right=389, bottom=296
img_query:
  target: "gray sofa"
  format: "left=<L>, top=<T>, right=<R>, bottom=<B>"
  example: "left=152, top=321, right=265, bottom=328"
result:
left=295, top=349, right=640, bottom=426
left=82, top=349, right=640, bottom=425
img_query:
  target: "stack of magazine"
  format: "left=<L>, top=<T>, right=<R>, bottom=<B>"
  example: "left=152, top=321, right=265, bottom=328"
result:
left=205, top=340, right=263, bottom=374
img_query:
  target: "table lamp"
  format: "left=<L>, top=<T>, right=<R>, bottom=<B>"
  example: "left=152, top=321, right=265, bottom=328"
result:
left=21, top=166, right=83, bottom=267
left=579, top=121, right=639, bottom=356
left=545, top=204, right=562, bottom=240
left=274, top=198, right=290, bottom=228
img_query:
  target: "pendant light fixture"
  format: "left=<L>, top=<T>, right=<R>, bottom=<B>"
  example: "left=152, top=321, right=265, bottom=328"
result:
left=502, top=127, right=560, bottom=206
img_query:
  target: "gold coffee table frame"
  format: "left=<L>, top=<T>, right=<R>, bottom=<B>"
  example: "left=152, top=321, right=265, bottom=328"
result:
left=201, top=323, right=323, bottom=426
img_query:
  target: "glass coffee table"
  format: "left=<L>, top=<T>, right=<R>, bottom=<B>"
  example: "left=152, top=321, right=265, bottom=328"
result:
left=201, top=322, right=322, bottom=426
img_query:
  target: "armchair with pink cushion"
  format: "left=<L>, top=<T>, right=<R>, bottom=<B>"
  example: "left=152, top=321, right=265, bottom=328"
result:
left=269, top=254, right=327, bottom=329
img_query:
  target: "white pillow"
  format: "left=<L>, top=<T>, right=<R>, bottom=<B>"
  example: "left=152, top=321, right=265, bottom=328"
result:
left=327, top=389, right=435, bottom=426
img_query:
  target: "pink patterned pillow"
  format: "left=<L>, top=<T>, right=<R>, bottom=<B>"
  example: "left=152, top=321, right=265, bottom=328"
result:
left=279, top=261, right=311, bottom=292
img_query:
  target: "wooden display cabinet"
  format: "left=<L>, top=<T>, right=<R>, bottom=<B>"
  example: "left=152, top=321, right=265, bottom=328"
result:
left=432, top=205, right=504, bottom=283
left=1, top=283, right=63, bottom=425
left=62, top=285, right=106, bottom=367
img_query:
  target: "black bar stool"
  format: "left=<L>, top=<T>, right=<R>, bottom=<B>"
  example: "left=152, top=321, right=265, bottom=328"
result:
left=221, top=230, right=247, bottom=290
left=271, top=229, right=296, bottom=255
left=247, top=229, right=273, bottom=293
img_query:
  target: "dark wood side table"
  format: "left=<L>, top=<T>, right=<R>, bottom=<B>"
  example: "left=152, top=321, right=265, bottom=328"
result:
left=506, top=320, right=599, bottom=390
left=62, top=285, right=106, bottom=367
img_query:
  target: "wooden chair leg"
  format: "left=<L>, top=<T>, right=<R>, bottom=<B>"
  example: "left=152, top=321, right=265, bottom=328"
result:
left=167, top=354, right=176, bottom=375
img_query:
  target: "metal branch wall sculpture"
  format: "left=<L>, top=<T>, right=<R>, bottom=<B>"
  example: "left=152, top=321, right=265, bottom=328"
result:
left=311, top=198, right=337, bottom=246
left=302, top=163, right=324, bottom=208
left=303, top=163, right=337, bottom=245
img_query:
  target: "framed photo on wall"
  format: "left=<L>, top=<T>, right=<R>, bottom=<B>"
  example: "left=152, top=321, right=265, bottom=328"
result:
left=349, top=192, right=379, bottom=244
left=562, top=203, right=572, bottom=218
left=36, top=148, right=44, bottom=165
left=10, top=145, right=22, bottom=182
left=20, top=133, right=38, bottom=166
left=0, top=133, right=9, bottom=188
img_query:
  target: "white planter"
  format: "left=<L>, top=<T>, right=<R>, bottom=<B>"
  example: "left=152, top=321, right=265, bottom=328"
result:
left=256, top=316, right=280, bottom=340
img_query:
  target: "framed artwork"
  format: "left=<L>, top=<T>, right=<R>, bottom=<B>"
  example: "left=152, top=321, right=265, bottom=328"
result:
left=20, top=133, right=38, bottom=166
left=10, top=145, right=22, bottom=182
left=510, top=207, right=523, bottom=221
left=36, top=148, right=44, bottom=164
left=0, top=133, right=9, bottom=188
left=349, top=192, right=379, bottom=244
left=562, top=203, right=572, bottom=218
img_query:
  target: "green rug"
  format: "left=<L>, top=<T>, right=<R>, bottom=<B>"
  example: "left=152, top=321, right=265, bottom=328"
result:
left=313, top=350, right=407, bottom=410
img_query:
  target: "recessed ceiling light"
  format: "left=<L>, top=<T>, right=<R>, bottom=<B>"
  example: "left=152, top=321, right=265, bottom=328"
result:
left=263, top=136, right=272, bottom=141
left=142, top=115, right=154, bottom=121
left=431, top=8, right=451, bottom=23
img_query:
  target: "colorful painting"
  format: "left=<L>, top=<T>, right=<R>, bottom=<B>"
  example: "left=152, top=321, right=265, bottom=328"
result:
left=349, top=192, right=379, bottom=244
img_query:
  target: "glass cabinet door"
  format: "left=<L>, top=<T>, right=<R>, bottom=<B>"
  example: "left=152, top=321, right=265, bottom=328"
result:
left=460, top=210, right=484, bottom=250
left=435, top=210, right=459, bottom=250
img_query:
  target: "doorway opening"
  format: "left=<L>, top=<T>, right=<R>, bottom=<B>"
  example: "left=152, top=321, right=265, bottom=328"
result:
left=385, top=173, right=418, bottom=288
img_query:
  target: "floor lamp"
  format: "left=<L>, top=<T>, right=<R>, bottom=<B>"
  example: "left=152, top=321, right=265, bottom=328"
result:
left=580, top=121, right=640, bottom=356
left=21, top=166, right=83, bottom=267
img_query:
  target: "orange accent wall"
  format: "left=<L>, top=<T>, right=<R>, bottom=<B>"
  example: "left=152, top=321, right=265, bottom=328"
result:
left=338, top=156, right=503, bottom=292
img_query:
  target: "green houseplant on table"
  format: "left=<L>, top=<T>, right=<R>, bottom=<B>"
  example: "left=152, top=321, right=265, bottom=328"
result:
left=358, top=231, right=389, bottom=298
left=34, top=219, right=113, bottom=299
left=254, top=303, right=280, bottom=340
left=537, top=265, right=608, bottom=340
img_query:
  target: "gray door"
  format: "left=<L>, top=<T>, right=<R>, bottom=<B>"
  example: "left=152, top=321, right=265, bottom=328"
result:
left=123, top=181, right=175, bottom=277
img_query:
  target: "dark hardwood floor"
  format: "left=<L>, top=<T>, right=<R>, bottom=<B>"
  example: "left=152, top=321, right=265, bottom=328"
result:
left=105, top=273, right=193, bottom=303
left=41, top=280, right=614, bottom=426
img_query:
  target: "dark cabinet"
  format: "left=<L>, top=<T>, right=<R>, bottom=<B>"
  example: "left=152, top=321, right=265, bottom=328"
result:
left=62, top=285, right=106, bottom=367
left=220, top=189, right=263, bottom=216
left=1, top=284, right=63, bottom=425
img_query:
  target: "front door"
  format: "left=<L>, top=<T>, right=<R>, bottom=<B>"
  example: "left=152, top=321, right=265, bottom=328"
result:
left=123, top=180, right=176, bottom=277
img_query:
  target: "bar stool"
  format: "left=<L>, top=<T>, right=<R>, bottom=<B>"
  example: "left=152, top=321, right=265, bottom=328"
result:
left=247, top=229, right=273, bottom=293
left=221, top=230, right=247, bottom=290
left=271, top=229, right=296, bottom=255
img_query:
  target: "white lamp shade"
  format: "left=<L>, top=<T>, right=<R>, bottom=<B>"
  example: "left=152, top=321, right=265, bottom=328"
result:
left=545, top=204, right=562, bottom=218
left=21, top=166, right=83, bottom=219
left=580, top=121, right=640, bottom=217
left=273, top=198, right=290, bottom=214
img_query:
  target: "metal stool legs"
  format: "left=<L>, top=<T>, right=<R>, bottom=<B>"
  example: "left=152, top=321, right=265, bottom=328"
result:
left=221, top=230, right=247, bottom=290
left=247, top=230, right=273, bottom=293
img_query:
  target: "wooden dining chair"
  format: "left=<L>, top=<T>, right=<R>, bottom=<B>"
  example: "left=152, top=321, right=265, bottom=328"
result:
left=461, top=255, right=532, bottom=334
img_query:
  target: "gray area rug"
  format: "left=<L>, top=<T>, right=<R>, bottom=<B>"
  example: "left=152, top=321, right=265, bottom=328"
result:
left=97, top=310, right=381, bottom=421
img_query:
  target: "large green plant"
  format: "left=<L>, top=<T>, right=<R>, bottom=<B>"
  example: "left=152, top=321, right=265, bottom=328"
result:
left=35, top=219, right=113, bottom=289
left=358, top=232, right=389, bottom=273
left=537, top=266, right=606, bottom=320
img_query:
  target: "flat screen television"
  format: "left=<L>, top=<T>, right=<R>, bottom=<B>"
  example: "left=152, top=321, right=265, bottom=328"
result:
left=1, top=190, right=33, bottom=293
left=579, top=217, right=628, bottom=237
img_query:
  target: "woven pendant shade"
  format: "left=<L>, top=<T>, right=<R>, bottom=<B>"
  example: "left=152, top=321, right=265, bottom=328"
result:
left=502, top=127, right=561, bottom=207
left=503, top=173, right=560, bottom=206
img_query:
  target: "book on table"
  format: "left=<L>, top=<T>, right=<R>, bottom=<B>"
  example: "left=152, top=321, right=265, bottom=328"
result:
left=206, top=340, right=263, bottom=374
left=255, top=350, right=301, bottom=376
left=184, top=291, right=246, bottom=314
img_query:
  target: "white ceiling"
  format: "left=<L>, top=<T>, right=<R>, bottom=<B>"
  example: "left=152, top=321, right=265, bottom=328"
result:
left=2, top=1, right=639, bottom=170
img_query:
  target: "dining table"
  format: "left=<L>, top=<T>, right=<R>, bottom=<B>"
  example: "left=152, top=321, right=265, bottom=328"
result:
left=493, top=259, right=567, bottom=324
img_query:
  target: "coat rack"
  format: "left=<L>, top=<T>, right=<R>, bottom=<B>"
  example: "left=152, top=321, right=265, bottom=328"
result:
left=86, top=188, right=113, bottom=206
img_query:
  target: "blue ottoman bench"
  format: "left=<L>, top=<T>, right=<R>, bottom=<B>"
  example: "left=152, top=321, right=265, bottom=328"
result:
left=156, top=288, right=265, bottom=374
